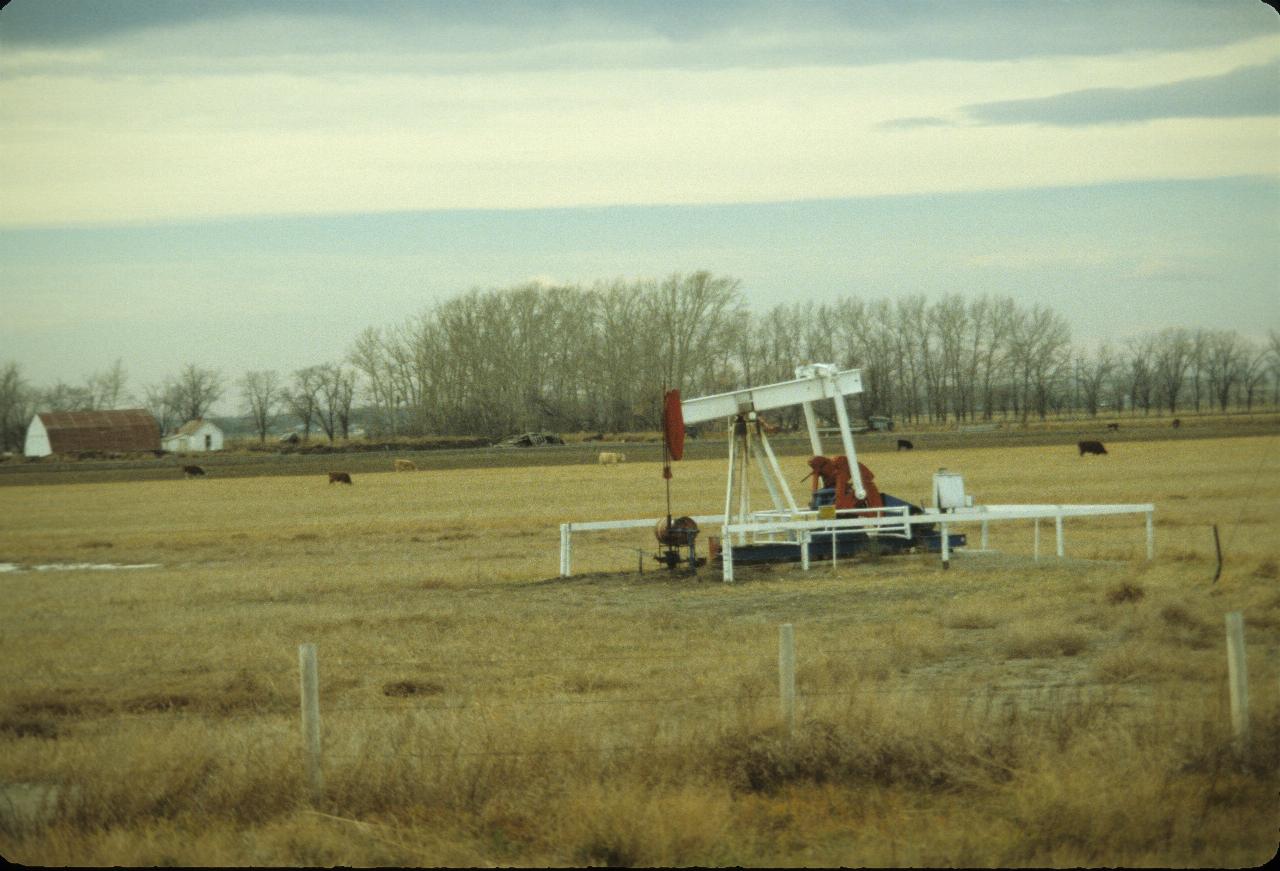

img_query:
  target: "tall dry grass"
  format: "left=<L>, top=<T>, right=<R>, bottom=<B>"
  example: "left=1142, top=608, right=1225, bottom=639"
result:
left=0, top=434, right=1277, bottom=865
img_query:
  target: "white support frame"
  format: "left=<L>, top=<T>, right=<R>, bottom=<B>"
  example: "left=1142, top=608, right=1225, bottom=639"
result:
left=558, top=503, right=1155, bottom=583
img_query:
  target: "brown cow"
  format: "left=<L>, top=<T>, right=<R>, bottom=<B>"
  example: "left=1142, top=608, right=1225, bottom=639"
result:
left=182, top=464, right=206, bottom=477
left=1106, top=422, right=1119, bottom=432
left=1078, top=440, right=1107, bottom=456
left=1172, top=418, right=1181, bottom=428
left=328, top=471, right=353, bottom=485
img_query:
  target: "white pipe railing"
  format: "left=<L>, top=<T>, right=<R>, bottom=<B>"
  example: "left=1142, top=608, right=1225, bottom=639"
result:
left=559, top=504, right=1155, bottom=583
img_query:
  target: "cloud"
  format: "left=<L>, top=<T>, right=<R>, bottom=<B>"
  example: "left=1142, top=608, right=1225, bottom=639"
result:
left=1, top=0, right=1273, bottom=75
left=961, top=60, right=1280, bottom=126
left=878, top=116, right=952, bottom=129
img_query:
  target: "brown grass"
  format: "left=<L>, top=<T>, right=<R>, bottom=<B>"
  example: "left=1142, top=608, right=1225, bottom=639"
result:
left=0, top=434, right=1277, bottom=866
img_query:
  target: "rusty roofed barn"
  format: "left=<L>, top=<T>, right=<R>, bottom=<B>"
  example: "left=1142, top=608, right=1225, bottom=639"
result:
left=23, top=409, right=161, bottom=457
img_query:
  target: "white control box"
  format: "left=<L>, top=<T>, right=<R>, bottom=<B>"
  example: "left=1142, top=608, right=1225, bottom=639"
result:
left=933, top=471, right=969, bottom=512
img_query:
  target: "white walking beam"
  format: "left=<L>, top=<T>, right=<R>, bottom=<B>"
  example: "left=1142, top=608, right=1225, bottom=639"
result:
left=680, top=366, right=863, bottom=425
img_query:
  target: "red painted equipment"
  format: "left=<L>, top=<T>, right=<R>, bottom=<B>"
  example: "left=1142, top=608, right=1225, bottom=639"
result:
left=808, top=455, right=883, bottom=511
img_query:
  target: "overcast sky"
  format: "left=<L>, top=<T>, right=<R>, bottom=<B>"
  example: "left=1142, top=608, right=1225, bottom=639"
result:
left=1, top=0, right=1277, bottom=414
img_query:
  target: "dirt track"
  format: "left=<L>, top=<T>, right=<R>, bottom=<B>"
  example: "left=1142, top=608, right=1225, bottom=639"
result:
left=2, top=414, right=1277, bottom=487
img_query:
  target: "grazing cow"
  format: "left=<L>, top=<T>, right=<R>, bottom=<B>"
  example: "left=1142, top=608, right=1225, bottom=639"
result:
left=598, top=451, right=626, bottom=465
left=1078, top=440, right=1107, bottom=456
left=1106, top=422, right=1119, bottom=432
left=393, top=459, right=416, bottom=472
left=897, top=439, right=914, bottom=451
left=1172, top=418, right=1181, bottom=428
left=182, top=464, right=206, bottom=478
left=328, top=471, right=353, bottom=485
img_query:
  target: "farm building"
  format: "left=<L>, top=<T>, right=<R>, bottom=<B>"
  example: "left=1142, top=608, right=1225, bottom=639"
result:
left=162, top=418, right=225, bottom=453
left=23, top=409, right=161, bottom=457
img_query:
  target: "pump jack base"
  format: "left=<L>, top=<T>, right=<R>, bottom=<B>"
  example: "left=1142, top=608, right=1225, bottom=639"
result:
left=717, top=530, right=967, bottom=565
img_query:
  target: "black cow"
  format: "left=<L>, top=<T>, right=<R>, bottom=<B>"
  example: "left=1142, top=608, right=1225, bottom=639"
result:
left=182, top=464, right=206, bottom=477
left=1078, top=440, right=1107, bottom=456
left=897, top=439, right=914, bottom=451
left=1172, top=418, right=1181, bottom=428
left=328, top=471, right=353, bottom=485
left=1106, top=422, right=1119, bottom=432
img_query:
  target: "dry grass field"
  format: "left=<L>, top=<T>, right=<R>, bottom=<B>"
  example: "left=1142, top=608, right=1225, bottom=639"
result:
left=1, top=432, right=1278, bottom=866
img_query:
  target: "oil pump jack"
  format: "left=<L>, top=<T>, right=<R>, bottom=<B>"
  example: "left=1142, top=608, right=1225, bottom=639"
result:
left=558, top=362, right=1156, bottom=583
left=657, top=363, right=963, bottom=568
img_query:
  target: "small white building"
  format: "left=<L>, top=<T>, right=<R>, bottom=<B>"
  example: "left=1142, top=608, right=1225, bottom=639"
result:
left=162, top=418, right=225, bottom=453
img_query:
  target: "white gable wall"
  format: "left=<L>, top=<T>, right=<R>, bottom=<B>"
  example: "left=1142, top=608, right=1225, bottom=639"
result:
left=23, top=415, right=51, bottom=457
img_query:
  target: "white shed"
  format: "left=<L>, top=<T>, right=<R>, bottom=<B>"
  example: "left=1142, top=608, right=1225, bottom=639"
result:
left=162, top=418, right=225, bottom=453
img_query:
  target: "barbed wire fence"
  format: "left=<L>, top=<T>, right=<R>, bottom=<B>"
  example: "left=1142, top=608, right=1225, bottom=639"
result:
left=3, top=616, right=1262, bottom=808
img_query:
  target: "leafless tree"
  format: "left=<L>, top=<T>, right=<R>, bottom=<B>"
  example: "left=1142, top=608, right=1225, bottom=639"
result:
left=1152, top=328, right=1193, bottom=414
left=37, top=382, right=95, bottom=412
left=1238, top=343, right=1269, bottom=411
left=0, top=362, right=34, bottom=452
left=286, top=366, right=324, bottom=442
left=1268, top=329, right=1280, bottom=407
left=141, top=380, right=182, bottom=436
left=316, top=363, right=357, bottom=441
left=1124, top=335, right=1156, bottom=415
left=1076, top=343, right=1116, bottom=418
left=239, top=370, right=282, bottom=443
left=1204, top=330, right=1247, bottom=411
left=1188, top=328, right=1210, bottom=412
left=1008, top=305, right=1071, bottom=421
left=86, top=359, right=128, bottom=409
left=168, top=364, right=224, bottom=423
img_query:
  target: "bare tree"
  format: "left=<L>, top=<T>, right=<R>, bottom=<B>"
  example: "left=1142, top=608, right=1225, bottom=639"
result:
left=239, top=370, right=282, bottom=443
left=649, top=272, right=743, bottom=407
left=169, top=364, right=224, bottom=423
left=350, top=327, right=402, bottom=437
left=1125, top=335, right=1156, bottom=415
left=37, top=381, right=95, bottom=412
left=286, top=366, right=324, bottom=442
left=1008, top=305, right=1071, bottom=421
left=1076, top=343, right=1116, bottom=418
left=1204, top=330, right=1246, bottom=412
left=87, top=359, right=128, bottom=409
left=142, top=380, right=182, bottom=436
left=315, top=363, right=357, bottom=442
left=0, top=362, right=34, bottom=452
left=1238, top=343, right=1269, bottom=411
left=1268, top=329, right=1280, bottom=407
left=1188, top=328, right=1210, bottom=412
left=1152, top=328, right=1193, bottom=414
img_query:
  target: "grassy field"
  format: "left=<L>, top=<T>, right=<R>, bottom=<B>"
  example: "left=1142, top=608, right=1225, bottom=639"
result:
left=1, top=432, right=1278, bottom=866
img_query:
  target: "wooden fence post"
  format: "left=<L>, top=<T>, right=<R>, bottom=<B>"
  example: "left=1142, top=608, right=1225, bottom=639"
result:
left=298, top=643, right=323, bottom=802
left=1225, top=612, right=1249, bottom=757
left=779, top=624, right=796, bottom=739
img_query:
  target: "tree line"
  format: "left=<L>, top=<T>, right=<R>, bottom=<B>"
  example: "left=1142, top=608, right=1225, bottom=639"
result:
left=2, top=271, right=1278, bottom=450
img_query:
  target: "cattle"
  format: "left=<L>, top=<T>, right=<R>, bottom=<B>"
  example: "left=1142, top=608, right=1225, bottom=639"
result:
left=393, top=459, right=416, bottom=472
left=1106, top=422, right=1119, bottom=432
left=182, top=464, right=206, bottom=478
left=897, top=439, right=914, bottom=451
left=598, top=451, right=627, bottom=465
left=328, top=471, right=353, bottom=485
left=584, top=432, right=605, bottom=442
left=1078, top=440, right=1107, bottom=456
left=1172, top=418, right=1181, bottom=428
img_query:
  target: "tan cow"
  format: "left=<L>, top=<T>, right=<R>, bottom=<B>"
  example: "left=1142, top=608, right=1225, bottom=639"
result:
left=394, top=458, right=417, bottom=472
left=598, top=451, right=626, bottom=465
